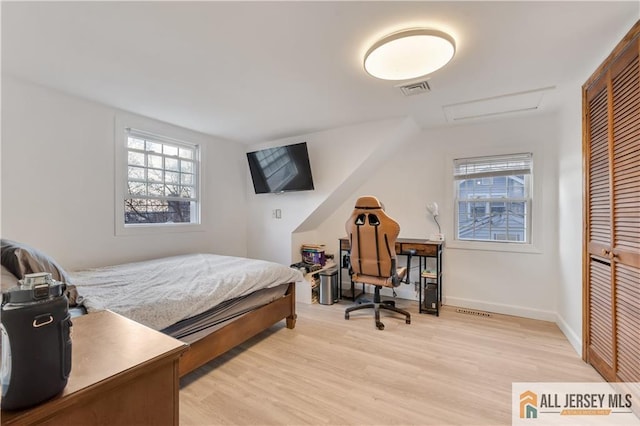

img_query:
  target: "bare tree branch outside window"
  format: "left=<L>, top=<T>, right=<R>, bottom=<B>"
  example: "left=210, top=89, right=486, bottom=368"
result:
left=124, top=131, right=198, bottom=225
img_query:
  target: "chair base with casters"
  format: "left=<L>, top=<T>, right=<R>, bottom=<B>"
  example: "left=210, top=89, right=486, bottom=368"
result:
left=345, top=285, right=411, bottom=330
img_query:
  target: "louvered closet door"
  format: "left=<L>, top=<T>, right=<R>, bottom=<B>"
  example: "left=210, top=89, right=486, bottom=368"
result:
left=610, top=42, right=640, bottom=382
left=585, top=74, right=615, bottom=381
left=584, top=22, right=640, bottom=383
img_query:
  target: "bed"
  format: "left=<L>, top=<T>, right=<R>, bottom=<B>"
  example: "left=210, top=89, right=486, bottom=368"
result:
left=0, top=240, right=303, bottom=377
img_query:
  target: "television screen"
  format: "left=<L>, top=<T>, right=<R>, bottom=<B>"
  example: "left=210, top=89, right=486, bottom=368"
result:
left=246, top=142, right=315, bottom=194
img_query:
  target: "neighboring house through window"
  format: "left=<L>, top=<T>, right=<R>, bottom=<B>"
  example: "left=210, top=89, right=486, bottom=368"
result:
left=454, top=153, right=532, bottom=243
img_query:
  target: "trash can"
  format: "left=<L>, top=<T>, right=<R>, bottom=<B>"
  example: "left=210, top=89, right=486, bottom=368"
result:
left=318, top=266, right=338, bottom=305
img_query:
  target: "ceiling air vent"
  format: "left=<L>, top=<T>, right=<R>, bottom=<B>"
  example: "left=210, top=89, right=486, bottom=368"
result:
left=442, top=86, right=556, bottom=122
left=396, top=79, right=431, bottom=96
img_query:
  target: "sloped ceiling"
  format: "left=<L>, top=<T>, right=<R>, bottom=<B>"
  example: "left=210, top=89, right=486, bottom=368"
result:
left=294, top=117, right=420, bottom=233
left=2, top=1, right=638, bottom=144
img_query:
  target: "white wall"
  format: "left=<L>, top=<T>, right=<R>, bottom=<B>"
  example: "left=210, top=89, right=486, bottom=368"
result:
left=311, top=113, right=563, bottom=321
left=245, top=117, right=419, bottom=265
left=242, top=109, right=565, bottom=322
left=0, top=75, right=589, bottom=353
left=1, top=77, right=248, bottom=270
left=553, top=19, right=639, bottom=356
left=1, top=76, right=581, bottom=341
left=555, top=84, right=584, bottom=355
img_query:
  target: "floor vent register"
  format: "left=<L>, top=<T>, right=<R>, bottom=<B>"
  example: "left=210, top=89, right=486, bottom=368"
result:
left=455, top=308, right=492, bottom=317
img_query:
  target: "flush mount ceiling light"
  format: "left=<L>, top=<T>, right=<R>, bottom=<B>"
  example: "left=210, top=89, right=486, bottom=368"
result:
left=364, top=29, right=456, bottom=81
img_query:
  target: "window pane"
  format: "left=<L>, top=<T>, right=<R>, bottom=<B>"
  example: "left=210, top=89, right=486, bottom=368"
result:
left=165, top=158, right=179, bottom=172
left=124, top=131, right=199, bottom=225
left=458, top=179, right=478, bottom=200
left=179, top=148, right=193, bottom=159
left=180, top=186, right=193, bottom=198
left=128, top=137, right=145, bottom=150
left=148, top=168, right=163, bottom=182
left=128, top=166, right=145, bottom=180
left=165, top=171, right=180, bottom=184
left=181, top=160, right=193, bottom=173
left=455, top=154, right=532, bottom=243
left=181, top=173, right=193, bottom=185
left=148, top=183, right=164, bottom=196
left=490, top=202, right=506, bottom=215
left=128, top=182, right=146, bottom=196
left=507, top=176, right=525, bottom=197
left=147, top=141, right=162, bottom=153
left=458, top=201, right=475, bottom=239
left=489, top=177, right=505, bottom=198
left=128, top=151, right=145, bottom=166
left=148, top=154, right=162, bottom=169
left=164, top=145, right=178, bottom=156
left=165, top=184, right=181, bottom=197
left=125, top=199, right=191, bottom=224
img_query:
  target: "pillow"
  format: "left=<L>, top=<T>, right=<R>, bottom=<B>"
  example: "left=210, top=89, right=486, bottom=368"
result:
left=1, top=265, right=19, bottom=292
left=1, top=239, right=72, bottom=284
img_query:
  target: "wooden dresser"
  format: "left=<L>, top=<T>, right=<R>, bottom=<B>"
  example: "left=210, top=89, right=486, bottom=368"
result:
left=1, top=310, right=188, bottom=425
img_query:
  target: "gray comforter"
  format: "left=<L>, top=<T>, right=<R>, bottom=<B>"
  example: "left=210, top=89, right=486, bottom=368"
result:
left=70, top=253, right=303, bottom=330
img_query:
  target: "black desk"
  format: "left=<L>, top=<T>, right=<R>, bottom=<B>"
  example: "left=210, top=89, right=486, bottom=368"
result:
left=338, top=237, right=444, bottom=316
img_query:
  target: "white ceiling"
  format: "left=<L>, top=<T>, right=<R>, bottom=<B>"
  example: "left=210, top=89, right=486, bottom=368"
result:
left=2, top=1, right=638, bottom=144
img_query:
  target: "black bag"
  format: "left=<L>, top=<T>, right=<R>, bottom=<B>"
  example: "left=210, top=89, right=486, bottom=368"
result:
left=1, top=274, right=72, bottom=411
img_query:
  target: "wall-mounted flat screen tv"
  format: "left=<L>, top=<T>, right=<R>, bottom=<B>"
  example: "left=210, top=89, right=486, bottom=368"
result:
left=246, top=142, right=315, bottom=194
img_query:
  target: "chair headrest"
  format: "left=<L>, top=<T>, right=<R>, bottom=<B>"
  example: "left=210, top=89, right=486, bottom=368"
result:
left=354, top=196, right=383, bottom=210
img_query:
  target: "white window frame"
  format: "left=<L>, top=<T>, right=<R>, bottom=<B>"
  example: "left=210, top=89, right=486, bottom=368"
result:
left=446, top=151, right=541, bottom=254
left=115, top=114, right=205, bottom=236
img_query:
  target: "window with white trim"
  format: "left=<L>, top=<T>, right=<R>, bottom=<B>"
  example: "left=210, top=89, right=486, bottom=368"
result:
left=454, top=153, right=532, bottom=243
left=123, top=128, right=200, bottom=225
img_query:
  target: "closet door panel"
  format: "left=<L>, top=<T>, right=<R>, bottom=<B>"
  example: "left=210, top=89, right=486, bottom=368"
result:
left=584, top=21, right=640, bottom=383
left=587, top=84, right=612, bottom=256
left=615, top=263, right=640, bottom=381
left=588, top=258, right=615, bottom=380
left=612, top=44, right=640, bottom=260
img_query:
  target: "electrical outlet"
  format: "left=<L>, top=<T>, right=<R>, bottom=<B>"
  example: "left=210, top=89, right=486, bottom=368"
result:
left=272, top=209, right=282, bottom=219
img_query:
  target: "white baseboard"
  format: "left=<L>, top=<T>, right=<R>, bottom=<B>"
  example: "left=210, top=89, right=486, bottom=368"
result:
left=555, top=313, right=582, bottom=356
left=444, top=296, right=556, bottom=322
left=341, top=288, right=583, bottom=355
left=367, top=288, right=556, bottom=322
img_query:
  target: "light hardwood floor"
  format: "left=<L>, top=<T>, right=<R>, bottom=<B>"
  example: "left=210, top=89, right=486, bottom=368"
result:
left=180, top=299, right=603, bottom=425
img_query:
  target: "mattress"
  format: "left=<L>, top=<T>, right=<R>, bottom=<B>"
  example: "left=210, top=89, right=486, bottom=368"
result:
left=161, top=283, right=289, bottom=343
left=70, top=253, right=303, bottom=331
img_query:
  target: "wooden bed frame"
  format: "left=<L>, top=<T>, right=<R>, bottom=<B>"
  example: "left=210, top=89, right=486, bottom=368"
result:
left=177, top=282, right=297, bottom=377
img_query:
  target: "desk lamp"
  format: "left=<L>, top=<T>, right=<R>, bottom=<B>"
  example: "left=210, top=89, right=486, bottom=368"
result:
left=427, top=202, right=444, bottom=241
